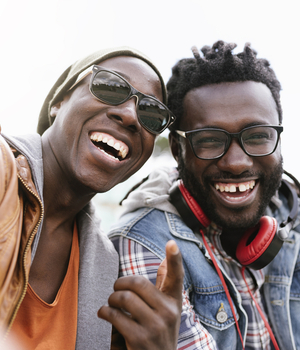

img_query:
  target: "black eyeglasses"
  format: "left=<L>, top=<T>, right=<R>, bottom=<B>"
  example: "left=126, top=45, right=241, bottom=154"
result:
left=175, top=125, right=283, bottom=160
left=69, top=65, right=176, bottom=135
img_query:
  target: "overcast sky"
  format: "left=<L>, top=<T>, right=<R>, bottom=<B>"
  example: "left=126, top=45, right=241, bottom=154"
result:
left=1, top=0, right=299, bottom=181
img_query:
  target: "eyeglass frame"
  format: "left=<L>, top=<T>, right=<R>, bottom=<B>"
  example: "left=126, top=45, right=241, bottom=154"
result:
left=175, top=125, right=284, bottom=160
left=68, top=65, right=176, bottom=135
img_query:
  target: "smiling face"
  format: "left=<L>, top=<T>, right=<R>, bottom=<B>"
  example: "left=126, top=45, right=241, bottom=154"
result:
left=170, top=81, right=283, bottom=234
left=44, top=56, right=163, bottom=193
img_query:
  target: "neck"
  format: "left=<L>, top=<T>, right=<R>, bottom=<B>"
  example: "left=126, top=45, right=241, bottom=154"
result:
left=41, top=136, right=95, bottom=229
left=220, top=228, right=244, bottom=259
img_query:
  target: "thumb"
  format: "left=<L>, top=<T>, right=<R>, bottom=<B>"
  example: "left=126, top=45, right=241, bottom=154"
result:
left=157, top=240, right=184, bottom=301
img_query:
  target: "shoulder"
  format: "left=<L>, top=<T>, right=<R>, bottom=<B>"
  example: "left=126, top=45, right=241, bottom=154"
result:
left=2, top=133, right=42, bottom=160
left=109, top=206, right=196, bottom=244
left=78, top=202, right=119, bottom=260
left=109, top=208, right=170, bottom=259
left=110, top=207, right=166, bottom=234
left=0, top=133, right=19, bottom=209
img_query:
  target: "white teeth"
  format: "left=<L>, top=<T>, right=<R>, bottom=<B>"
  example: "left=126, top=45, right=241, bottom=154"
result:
left=229, top=185, right=236, bottom=193
left=107, top=139, right=114, bottom=147
left=100, top=149, right=119, bottom=161
left=239, top=184, right=247, bottom=192
left=90, top=132, right=129, bottom=159
left=118, top=146, right=127, bottom=159
left=225, top=195, right=247, bottom=200
left=214, top=180, right=256, bottom=193
left=118, top=150, right=124, bottom=158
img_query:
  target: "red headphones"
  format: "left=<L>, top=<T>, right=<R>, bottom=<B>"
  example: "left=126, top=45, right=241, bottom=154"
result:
left=169, top=178, right=298, bottom=269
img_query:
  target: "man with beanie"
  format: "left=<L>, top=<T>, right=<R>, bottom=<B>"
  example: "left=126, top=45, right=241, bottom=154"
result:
left=0, top=47, right=183, bottom=350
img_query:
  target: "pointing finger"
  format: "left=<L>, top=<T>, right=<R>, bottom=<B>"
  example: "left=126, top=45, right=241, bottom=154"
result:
left=155, top=257, right=167, bottom=290
left=158, top=240, right=184, bottom=302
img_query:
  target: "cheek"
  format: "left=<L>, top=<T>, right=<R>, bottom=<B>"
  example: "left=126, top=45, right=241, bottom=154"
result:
left=181, top=151, right=210, bottom=181
left=177, top=139, right=191, bottom=161
left=261, top=147, right=282, bottom=168
left=179, top=141, right=202, bottom=169
left=141, top=131, right=156, bottom=154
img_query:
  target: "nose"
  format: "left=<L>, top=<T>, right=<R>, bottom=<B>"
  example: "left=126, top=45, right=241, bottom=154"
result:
left=217, top=138, right=253, bottom=175
left=107, top=96, right=141, bottom=133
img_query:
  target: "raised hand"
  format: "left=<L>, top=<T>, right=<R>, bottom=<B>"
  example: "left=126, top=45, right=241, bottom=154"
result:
left=98, top=240, right=184, bottom=350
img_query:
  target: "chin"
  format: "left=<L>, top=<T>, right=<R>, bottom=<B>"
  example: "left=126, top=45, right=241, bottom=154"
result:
left=212, top=205, right=262, bottom=231
left=178, top=156, right=283, bottom=232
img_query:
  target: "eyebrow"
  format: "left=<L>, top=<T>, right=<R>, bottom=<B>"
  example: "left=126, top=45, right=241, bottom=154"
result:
left=201, top=122, right=274, bottom=130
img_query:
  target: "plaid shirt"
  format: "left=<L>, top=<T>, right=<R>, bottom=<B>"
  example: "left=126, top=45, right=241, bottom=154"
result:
left=112, top=226, right=271, bottom=350
left=204, top=224, right=271, bottom=350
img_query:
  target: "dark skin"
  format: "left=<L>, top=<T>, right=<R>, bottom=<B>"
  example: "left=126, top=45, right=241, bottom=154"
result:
left=170, top=81, right=282, bottom=259
left=28, top=140, right=83, bottom=303
left=27, top=56, right=183, bottom=350
left=29, top=56, right=160, bottom=302
left=99, top=240, right=183, bottom=350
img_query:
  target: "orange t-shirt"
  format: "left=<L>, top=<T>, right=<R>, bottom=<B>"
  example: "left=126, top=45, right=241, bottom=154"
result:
left=10, top=223, right=79, bottom=350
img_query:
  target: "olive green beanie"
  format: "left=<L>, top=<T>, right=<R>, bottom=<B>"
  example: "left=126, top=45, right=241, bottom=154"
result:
left=37, top=46, right=167, bottom=135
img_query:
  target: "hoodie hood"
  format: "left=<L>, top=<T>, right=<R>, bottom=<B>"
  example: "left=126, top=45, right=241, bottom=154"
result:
left=120, top=166, right=180, bottom=217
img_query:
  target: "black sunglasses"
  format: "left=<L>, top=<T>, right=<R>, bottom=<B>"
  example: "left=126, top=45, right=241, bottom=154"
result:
left=175, top=125, right=283, bottom=160
left=70, top=65, right=175, bottom=135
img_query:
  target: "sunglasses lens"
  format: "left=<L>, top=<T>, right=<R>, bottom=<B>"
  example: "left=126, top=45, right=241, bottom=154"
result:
left=90, top=68, right=171, bottom=134
left=91, top=71, right=130, bottom=104
left=138, top=97, right=170, bottom=134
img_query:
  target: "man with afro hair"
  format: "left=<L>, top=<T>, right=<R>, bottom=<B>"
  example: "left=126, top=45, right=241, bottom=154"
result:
left=110, top=41, right=300, bottom=350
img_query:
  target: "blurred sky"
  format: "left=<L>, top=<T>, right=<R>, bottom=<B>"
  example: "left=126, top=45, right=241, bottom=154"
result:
left=1, top=0, right=299, bottom=230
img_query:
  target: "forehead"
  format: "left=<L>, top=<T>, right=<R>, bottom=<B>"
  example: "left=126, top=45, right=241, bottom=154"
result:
left=182, top=81, right=279, bottom=131
left=97, top=56, right=163, bottom=101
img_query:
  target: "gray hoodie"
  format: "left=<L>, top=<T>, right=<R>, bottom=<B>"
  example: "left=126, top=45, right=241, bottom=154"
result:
left=4, top=133, right=119, bottom=350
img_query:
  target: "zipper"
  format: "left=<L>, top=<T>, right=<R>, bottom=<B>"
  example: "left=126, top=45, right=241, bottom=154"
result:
left=3, top=174, right=44, bottom=339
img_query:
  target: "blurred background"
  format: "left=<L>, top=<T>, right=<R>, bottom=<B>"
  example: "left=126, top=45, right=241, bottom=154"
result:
left=1, top=0, right=299, bottom=232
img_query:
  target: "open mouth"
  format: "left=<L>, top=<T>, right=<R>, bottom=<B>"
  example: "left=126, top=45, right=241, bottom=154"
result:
left=90, top=132, right=129, bottom=161
left=214, top=180, right=256, bottom=193
left=213, top=180, right=257, bottom=202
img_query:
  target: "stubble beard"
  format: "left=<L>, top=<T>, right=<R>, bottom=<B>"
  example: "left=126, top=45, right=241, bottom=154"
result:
left=177, top=155, right=284, bottom=232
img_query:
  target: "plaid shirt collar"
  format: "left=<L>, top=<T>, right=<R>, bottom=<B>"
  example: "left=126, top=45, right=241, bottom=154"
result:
left=203, top=223, right=265, bottom=290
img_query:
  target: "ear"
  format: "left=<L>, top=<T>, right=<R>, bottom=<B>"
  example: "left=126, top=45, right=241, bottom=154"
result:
left=169, top=132, right=179, bottom=162
left=49, top=101, right=62, bottom=118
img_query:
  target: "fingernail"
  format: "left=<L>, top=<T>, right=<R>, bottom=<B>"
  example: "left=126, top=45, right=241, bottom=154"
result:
left=169, top=240, right=179, bottom=254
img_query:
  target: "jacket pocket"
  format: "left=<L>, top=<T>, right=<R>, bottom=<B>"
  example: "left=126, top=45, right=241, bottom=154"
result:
left=192, top=284, right=239, bottom=330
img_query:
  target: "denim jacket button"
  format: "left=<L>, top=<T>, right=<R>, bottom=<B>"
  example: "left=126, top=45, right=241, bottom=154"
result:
left=216, top=302, right=228, bottom=323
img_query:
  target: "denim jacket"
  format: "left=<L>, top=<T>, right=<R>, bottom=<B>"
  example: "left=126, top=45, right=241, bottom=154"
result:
left=109, top=167, right=300, bottom=350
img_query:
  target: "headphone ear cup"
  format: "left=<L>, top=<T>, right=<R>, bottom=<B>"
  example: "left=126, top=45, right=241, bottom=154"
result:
left=236, top=216, right=279, bottom=269
left=177, top=181, right=210, bottom=228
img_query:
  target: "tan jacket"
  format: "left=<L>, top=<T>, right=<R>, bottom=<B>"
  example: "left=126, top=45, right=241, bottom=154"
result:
left=0, top=133, right=119, bottom=349
left=0, top=134, right=43, bottom=337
